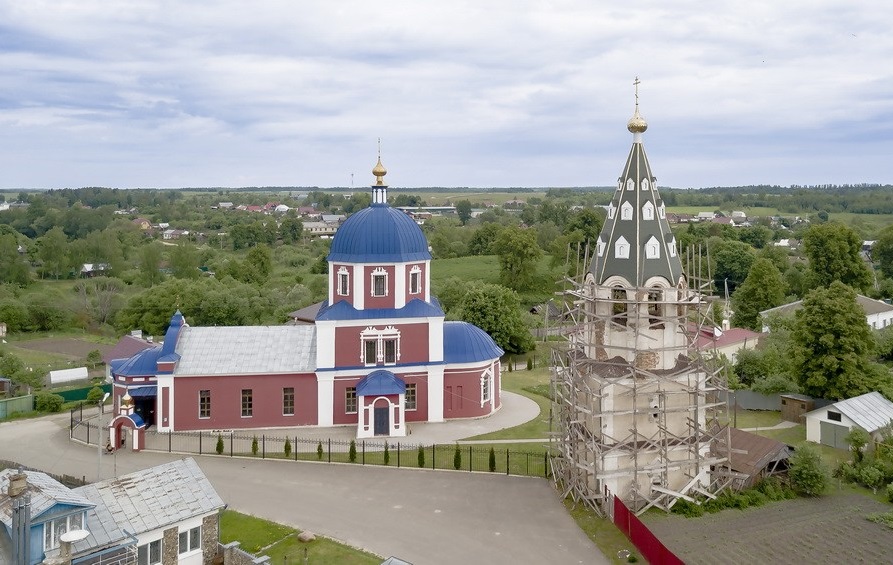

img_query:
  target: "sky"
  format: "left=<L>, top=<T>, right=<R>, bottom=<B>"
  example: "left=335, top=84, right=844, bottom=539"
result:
left=1, top=1, right=892, bottom=190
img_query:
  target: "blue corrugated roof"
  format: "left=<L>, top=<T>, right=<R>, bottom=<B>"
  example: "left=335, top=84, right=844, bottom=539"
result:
left=127, top=413, right=145, bottom=427
left=128, top=386, right=156, bottom=398
left=316, top=298, right=444, bottom=321
left=356, top=370, right=406, bottom=396
left=161, top=310, right=185, bottom=356
left=327, top=203, right=431, bottom=263
left=443, top=321, right=504, bottom=363
left=112, top=346, right=163, bottom=377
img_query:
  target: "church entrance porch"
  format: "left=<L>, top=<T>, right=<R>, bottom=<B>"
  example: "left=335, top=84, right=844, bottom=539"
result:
left=356, top=370, right=406, bottom=439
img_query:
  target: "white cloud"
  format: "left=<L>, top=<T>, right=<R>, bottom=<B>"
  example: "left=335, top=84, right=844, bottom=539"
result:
left=0, top=1, right=892, bottom=188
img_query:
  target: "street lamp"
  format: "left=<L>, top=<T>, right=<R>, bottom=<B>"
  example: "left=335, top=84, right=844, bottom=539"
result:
left=97, top=392, right=110, bottom=481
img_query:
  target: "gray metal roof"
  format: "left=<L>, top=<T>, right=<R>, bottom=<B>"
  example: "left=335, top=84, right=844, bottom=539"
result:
left=0, top=469, right=94, bottom=529
left=828, top=392, right=893, bottom=433
left=761, top=294, right=893, bottom=318
left=589, top=130, right=684, bottom=287
left=73, top=458, right=224, bottom=552
left=174, top=325, right=316, bottom=375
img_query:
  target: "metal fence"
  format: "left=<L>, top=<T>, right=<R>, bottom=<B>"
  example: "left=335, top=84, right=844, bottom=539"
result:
left=0, top=395, right=33, bottom=419
left=70, top=413, right=550, bottom=478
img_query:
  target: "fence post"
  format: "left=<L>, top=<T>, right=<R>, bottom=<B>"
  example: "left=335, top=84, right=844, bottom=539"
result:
left=506, top=449, right=509, bottom=476
left=199, top=432, right=202, bottom=455
left=328, top=439, right=331, bottom=463
left=526, top=453, right=529, bottom=476
left=230, top=434, right=233, bottom=457
left=432, top=444, right=436, bottom=470
left=544, top=452, right=548, bottom=478
left=469, top=445, right=472, bottom=472
left=397, top=443, right=400, bottom=468
left=362, top=441, right=365, bottom=465
left=262, top=435, right=266, bottom=459
left=295, top=436, right=298, bottom=461
left=168, top=431, right=172, bottom=453
left=87, top=423, right=90, bottom=445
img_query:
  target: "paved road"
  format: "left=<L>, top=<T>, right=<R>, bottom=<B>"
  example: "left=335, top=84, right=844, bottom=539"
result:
left=0, top=413, right=608, bottom=565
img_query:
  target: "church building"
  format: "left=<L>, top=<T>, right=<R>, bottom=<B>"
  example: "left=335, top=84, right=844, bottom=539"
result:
left=110, top=158, right=503, bottom=439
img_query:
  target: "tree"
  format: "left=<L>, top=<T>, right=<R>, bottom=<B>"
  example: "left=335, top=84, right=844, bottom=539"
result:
left=453, top=443, right=462, bottom=470
left=492, top=226, right=542, bottom=292
left=417, top=445, right=425, bottom=468
left=284, top=437, right=292, bottom=458
left=788, top=444, right=828, bottom=496
left=251, top=435, right=259, bottom=456
left=845, top=427, right=870, bottom=463
left=244, top=244, right=273, bottom=285
left=279, top=215, right=304, bottom=244
left=348, top=439, right=357, bottom=463
left=468, top=223, right=503, bottom=256
left=489, top=447, right=497, bottom=472
left=454, top=282, right=535, bottom=354
left=0, top=234, right=30, bottom=286
left=792, top=282, right=877, bottom=400
left=384, top=441, right=390, bottom=466
left=712, top=240, right=755, bottom=295
left=86, top=350, right=103, bottom=369
left=138, top=243, right=165, bottom=287
left=170, top=243, right=200, bottom=280
left=37, top=227, right=69, bottom=279
left=731, top=259, right=786, bottom=330
left=455, top=200, right=473, bottom=226
left=874, top=225, right=893, bottom=279
left=216, top=434, right=224, bottom=455
left=802, top=222, right=873, bottom=292
left=86, top=386, right=105, bottom=403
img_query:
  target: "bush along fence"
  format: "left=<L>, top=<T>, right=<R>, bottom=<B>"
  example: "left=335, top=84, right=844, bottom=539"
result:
left=69, top=414, right=550, bottom=479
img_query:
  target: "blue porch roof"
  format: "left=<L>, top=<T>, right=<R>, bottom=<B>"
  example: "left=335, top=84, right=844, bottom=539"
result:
left=356, top=370, right=406, bottom=396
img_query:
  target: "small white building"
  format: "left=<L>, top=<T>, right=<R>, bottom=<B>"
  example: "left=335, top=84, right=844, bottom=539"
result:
left=760, top=294, right=893, bottom=332
left=805, top=392, right=893, bottom=449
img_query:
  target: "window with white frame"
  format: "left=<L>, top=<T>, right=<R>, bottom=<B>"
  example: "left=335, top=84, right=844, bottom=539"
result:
left=137, top=540, right=162, bottom=565
left=337, top=267, right=350, bottom=296
left=480, top=367, right=493, bottom=406
left=43, top=513, right=84, bottom=551
left=658, top=203, right=666, bottom=219
left=607, top=204, right=616, bottom=219
left=645, top=235, right=661, bottom=259
left=668, top=237, right=677, bottom=257
left=405, top=383, right=417, bottom=410
left=283, top=387, right=295, bottom=416
left=360, top=326, right=401, bottom=366
left=615, top=236, right=630, bottom=259
left=620, top=201, right=634, bottom=220
left=596, top=237, right=606, bottom=257
left=199, top=390, right=211, bottom=419
left=641, top=178, right=650, bottom=191
left=626, top=179, right=635, bottom=191
left=345, top=387, right=357, bottom=414
left=642, top=201, right=655, bottom=220
left=409, top=265, right=422, bottom=294
left=178, top=526, right=201, bottom=554
left=241, top=389, right=253, bottom=417
left=370, top=267, right=388, bottom=297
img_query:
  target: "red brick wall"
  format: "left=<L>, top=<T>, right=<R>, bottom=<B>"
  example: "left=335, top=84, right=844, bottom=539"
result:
left=333, top=322, right=430, bottom=367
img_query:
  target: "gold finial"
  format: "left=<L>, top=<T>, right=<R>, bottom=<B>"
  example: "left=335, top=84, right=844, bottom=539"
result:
left=627, top=76, right=648, bottom=134
left=372, top=137, right=387, bottom=186
left=121, top=393, right=133, bottom=407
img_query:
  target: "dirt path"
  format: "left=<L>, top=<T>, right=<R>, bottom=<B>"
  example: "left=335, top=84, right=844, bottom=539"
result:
left=643, top=493, right=893, bottom=564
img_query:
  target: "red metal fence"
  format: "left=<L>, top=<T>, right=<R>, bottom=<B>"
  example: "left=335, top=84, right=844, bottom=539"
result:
left=609, top=488, right=685, bottom=565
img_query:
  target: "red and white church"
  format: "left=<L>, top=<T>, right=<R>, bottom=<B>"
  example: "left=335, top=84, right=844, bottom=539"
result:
left=110, top=159, right=503, bottom=439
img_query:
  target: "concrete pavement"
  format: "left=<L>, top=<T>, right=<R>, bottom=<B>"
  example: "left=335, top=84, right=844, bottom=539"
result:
left=0, top=397, right=608, bottom=565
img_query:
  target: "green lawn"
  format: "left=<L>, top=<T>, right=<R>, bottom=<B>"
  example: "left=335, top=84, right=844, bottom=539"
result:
left=431, top=255, right=501, bottom=286
left=464, top=365, right=552, bottom=441
left=752, top=424, right=851, bottom=468
left=219, top=510, right=380, bottom=564
left=725, top=409, right=782, bottom=429
left=564, top=499, right=643, bottom=565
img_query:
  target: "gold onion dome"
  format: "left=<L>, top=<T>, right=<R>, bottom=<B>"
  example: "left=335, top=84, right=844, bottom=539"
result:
left=627, top=107, right=647, bottom=133
left=372, top=157, right=387, bottom=185
left=121, top=393, right=133, bottom=407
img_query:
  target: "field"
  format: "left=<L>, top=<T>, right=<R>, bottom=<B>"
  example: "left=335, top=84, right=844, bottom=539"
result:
left=1, top=335, right=115, bottom=380
left=643, top=492, right=893, bottom=564
left=667, top=206, right=780, bottom=217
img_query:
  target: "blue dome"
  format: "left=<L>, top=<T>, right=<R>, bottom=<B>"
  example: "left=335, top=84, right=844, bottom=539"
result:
left=328, top=204, right=431, bottom=263
left=443, top=321, right=504, bottom=363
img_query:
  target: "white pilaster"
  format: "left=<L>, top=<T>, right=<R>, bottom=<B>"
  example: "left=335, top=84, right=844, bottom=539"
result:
left=427, top=366, right=445, bottom=422
left=428, top=316, right=444, bottom=362
left=315, top=321, right=336, bottom=369
left=316, top=373, right=335, bottom=427
left=395, top=263, right=406, bottom=308
left=353, top=264, right=365, bottom=309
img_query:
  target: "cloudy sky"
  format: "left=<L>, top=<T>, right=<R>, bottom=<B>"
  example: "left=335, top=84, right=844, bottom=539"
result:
left=1, top=1, right=891, bottom=190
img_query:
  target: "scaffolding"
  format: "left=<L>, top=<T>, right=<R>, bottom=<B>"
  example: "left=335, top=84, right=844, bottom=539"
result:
left=550, top=244, right=734, bottom=515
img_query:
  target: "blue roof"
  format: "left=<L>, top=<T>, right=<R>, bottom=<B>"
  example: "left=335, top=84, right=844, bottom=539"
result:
left=161, top=310, right=186, bottom=356
left=112, top=346, right=163, bottom=377
left=327, top=204, right=431, bottom=263
left=316, top=298, right=444, bottom=321
left=127, top=413, right=145, bottom=427
left=443, top=321, right=504, bottom=363
left=128, top=386, right=157, bottom=398
left=356, top=370, right=405, bottom=396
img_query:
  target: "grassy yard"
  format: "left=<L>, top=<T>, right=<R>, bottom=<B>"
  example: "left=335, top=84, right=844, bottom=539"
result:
left=724, top=409, right=782, bottom=429
left=219, top=510, right=380, bottom=564
left=752, top=423, right=851, bottom=468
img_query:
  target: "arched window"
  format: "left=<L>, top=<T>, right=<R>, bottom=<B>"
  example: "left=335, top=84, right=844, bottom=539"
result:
left=337, top=266, right=350, bottom=296
left=615, top=236, right=630, bottom=259
left=642, top=201, right=655, bottom=221
left=626, top=179, right=635, bottom=191
left=648, top=288, right=664, bottom=328
left=668, top=237, right=677, bottom=257
left=607, top=204, right=616, bottom=219
left=620, top=202, right=634, bottom=221
left=645, top=235, right=660, bottom=259
left=409, top=265, right=422, bottom=295
left=612, top=287, right=628, bottom=326
left=658, top=203, right=666, bottom=219
left=641, top=178, right=650, bottom=191
left=596, top=237, right=606, bottom=257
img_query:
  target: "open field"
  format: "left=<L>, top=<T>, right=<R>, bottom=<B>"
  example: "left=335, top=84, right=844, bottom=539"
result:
left=643, top=492, right=893, bottom=564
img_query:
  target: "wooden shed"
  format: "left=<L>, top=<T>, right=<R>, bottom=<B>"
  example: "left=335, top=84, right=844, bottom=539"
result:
left=725, top=428, right=792, bottom=489
left=780, top=393, right=815, bottom=423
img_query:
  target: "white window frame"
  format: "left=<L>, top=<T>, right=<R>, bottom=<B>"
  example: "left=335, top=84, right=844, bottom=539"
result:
left=596, top=237, right=606, bottom=257
left=199, top=389, right=211, bottom=419
left=645, top=235, right=661, bottom=259
left=241, top=389, right=253, bottom=418
left=43, top=513, right=85, bottom=551
left=620, top=201, right=634, bottom=220
left=615, top=236, right=630, bottom=259
left=641, top=178, right=650, bottom=191
left=405, top=383, right=417, bottom=411
left=642, top=201, right=655, bottom=221
left=138, top=540, right=162, bottom=565
left=669, top=237, right=677, bottom=257
left=345, top=387, right=357, bottom=414
left=409, top=265, right=422, bottom=295
left=607, top=204, right=616, bottom=219
left=480, top=367, right=493, bottom=407
left=658, top=203, right=666, bottom=219
left=360, top=326, right=401, bottom=366
left=626, top=179, right=635, bottom=191
left=283, top=387, right=295, bottom=416
left=337, top=267, right=350, bottom=296
left=370, top=267, right=388, bottom=297
left=178, top=526, right=201, bottom=554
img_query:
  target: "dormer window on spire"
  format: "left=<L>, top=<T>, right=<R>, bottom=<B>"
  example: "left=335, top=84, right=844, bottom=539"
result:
left=620, top=202, right=634, bottom=221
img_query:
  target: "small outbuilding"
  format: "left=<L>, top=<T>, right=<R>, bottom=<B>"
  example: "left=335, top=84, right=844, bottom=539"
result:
left=805, top=392, right=893, bottom=449
left=721, top=428, right=792, bottom=489
left=780, top=393, right=815, bottom=423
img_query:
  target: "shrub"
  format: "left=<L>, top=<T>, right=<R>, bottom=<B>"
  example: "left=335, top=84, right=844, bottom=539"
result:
left=383, top=441, right=390, bottom=466
left=886, top=482, right=893, bottom=503
left=833, top=461, right=860, bottom=484
left=789, top=444, right=829, bottom=496
left=417, top=445, right=426, bottom=468
left=489, top=447, right=497, bottom=472
left=284, top=437, right=292, bottom=458
left=317, top=441, right=324, bottom=461
left=860, top=465, right=885, bottom=494
left=526, top=357, right=533, bottom=370
left=845, top=428, right=871, bottom=463
left=670, top=498, right=704, bottom=518
left=35, top=392, right=64, bottom=413
left=453, top=443, right=462, bottom=470
left=251, top=436, right=259, bottom=456
left=86, top=386, right=105, bottom=404
left=349, top=440, right=357, bottom=463
left=216, top=434, right=224, bottom=455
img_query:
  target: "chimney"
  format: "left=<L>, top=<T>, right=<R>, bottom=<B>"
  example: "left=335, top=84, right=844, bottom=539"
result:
left=7, top=471, right=27, bottom=498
